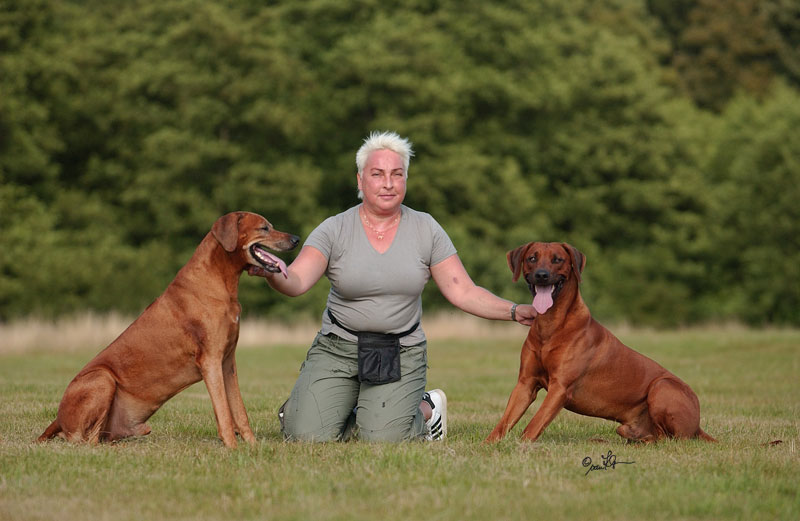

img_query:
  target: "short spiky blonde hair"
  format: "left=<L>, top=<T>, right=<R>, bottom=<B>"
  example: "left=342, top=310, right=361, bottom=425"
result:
left=355, top=131, right=414, bottom=200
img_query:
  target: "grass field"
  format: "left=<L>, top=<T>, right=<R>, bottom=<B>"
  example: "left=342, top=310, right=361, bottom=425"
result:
left=1, top=323, right=798, bottom=521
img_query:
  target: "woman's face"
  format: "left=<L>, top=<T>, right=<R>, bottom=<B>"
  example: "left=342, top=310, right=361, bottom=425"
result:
left=357, top=149, right=406, bottom=214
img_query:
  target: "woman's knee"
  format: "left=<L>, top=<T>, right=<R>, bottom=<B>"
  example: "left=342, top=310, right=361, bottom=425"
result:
left=283, top=425, right=341, bottom=442
left=282, top=406, right=344, bottom=442
left=356, top=409, right=426, bottom=442
left=358, top=425, right=419, bottom=443
left=282, top=386, right=357, bottom=442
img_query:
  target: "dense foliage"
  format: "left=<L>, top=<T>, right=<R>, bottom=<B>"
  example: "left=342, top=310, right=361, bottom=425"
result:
left=2, top=0, right=798, bottom=326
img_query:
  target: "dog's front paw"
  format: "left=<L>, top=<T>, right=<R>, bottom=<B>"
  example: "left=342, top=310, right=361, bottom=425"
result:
left=484, top=431, right=504, bottom=444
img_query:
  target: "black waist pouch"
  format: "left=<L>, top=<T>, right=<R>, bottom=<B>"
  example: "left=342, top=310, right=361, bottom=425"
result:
left=357, top=332, right=402, bottom=385
left=328, top=309, right=418, bottom=385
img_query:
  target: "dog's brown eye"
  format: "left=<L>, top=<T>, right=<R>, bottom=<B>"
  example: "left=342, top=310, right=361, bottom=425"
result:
left=553, top=257, right=563, bottom=264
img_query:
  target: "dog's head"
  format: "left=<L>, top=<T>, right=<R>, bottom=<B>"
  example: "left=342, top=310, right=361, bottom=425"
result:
left=507, top=242, right=585, bottom=315
left=211, top=212, right=299, bottom=276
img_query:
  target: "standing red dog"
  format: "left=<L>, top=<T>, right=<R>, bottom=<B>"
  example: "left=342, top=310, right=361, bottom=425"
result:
left=38, top=212, right=298, bottom=447
left=486, top=242, right=715, bottom=443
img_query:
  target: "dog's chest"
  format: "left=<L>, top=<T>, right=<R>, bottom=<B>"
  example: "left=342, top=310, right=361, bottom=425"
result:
left=223, top=302, right=241, bottom=343
left=196, top=300, right=241, bottom=350
left=227, top=300, right=241, bottom=325
left=529, top=338, right=572, bottom=380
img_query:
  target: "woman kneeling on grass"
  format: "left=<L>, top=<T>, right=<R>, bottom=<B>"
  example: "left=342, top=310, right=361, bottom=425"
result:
left=249, top=130, right=536, bottom=442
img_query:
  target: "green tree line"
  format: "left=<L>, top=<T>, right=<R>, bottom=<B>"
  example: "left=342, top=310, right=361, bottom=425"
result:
left=2, top=0, right=798, bottom=326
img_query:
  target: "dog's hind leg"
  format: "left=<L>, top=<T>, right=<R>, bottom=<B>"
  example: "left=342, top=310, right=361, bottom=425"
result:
left=37, top=420, right=62, bottom=442
left=696, top=428, right=717, bottom=442
left=57, top=368, right=117, bottom=443
left=616, top=419, right=659, bottom=443
left=104, top=391, right=156, bottom=441
left=647, top=377, right=701, bottom=440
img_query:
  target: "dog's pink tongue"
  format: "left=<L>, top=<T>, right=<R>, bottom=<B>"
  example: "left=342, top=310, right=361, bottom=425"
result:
left=276, top=257, right=288, bottom=279
left=533, top=285, right=554, bottom=314
left=260, top=251, right=288, bottom=279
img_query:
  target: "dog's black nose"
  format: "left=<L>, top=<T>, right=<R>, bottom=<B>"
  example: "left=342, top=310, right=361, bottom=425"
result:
left=290, top=235, right=300, bottom=247
left=534, top=269, right=550, bottom=283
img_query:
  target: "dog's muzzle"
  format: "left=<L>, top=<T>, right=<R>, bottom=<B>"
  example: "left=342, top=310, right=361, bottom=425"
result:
left=249, top=244, right=288, bottom=278
left=525, top=270, right=566, bottom=315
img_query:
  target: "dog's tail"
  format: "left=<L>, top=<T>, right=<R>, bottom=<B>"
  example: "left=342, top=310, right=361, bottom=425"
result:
left=696, top=428, right=717, bottom=443
left=37, top=420, right=61, bottom=442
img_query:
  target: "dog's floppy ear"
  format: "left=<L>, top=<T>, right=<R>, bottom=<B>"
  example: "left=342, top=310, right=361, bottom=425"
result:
left=507, top=243, right=531, bottom=283
left=562, top=243, right=585, bottom=283
left=211, top=213, right=241, bottom=253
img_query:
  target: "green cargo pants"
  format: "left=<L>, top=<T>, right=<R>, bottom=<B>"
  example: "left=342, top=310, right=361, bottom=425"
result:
left=282, top=332, right=428, bottom=442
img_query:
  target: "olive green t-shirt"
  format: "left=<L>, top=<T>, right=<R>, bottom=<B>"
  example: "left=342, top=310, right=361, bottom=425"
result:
left=304, top=204, right=457, bottom=346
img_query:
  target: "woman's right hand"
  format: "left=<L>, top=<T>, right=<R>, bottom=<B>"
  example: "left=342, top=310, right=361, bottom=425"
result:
left=246, top=266, right=272, bottom=278
left=250, top=245, right=328, bottom=297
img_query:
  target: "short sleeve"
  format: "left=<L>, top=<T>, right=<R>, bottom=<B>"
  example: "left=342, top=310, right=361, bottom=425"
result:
left=428, top=214, right=458, bottom=266
left=303, top=215, right=339, bottom=260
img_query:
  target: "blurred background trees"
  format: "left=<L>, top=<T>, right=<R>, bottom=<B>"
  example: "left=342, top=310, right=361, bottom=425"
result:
left=1, top=0, right=798, bottom=326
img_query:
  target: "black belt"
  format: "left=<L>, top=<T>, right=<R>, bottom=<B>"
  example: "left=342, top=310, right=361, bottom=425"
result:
left=327, top=308, right=419, bottom=338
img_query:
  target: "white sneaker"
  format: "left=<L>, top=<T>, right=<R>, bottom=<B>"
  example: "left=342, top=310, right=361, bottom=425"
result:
left=423, top=389, right=447, bottom=441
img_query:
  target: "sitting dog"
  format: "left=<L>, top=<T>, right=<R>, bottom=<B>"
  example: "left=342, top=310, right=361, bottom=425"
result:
left=38, top=212, right=298, bottom=447
left=486, top=242, right=715, bottom=443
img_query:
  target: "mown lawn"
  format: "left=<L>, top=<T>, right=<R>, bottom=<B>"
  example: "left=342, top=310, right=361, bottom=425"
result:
left=1, top=328, right=798, bottom=521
